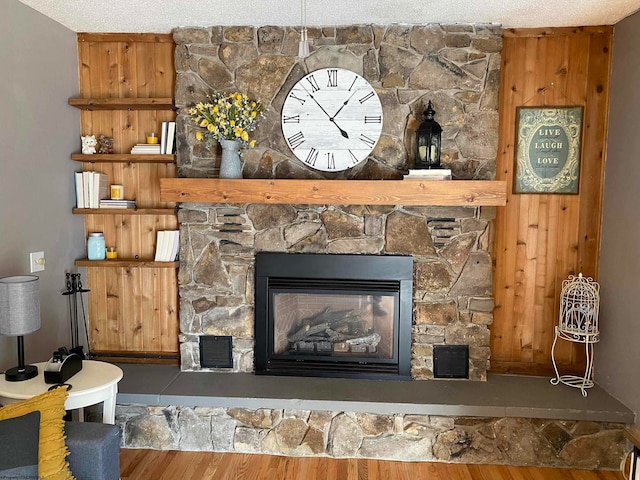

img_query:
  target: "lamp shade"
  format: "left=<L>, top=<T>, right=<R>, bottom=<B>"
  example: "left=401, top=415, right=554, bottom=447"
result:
left=0, top=275, right=41, bottom=336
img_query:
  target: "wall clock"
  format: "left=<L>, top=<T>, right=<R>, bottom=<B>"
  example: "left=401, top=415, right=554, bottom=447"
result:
left=281, top=67, right=383, bottom=172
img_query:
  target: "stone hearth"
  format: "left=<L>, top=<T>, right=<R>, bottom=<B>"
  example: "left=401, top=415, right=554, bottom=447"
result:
left=114, top=365, right=633, bottom=469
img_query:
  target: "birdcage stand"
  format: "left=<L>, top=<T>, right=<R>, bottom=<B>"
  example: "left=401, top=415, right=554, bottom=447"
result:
left=550, top=273, right=600, bottom=397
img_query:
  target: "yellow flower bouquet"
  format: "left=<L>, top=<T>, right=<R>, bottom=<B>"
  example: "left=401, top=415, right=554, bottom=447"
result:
left=188, top=91, right=264, bottom=148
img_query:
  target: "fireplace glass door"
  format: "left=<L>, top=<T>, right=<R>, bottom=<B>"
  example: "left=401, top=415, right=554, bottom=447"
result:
left=255, top=253, right=413, bottom=379
left=271, top=288, right=398, bottom=362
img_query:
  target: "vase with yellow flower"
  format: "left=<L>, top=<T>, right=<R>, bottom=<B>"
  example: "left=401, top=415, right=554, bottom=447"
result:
left=188, top=91, right=264, bottom=178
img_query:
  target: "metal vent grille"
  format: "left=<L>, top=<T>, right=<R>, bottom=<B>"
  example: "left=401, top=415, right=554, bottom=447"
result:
left=433, top=344, right=469, bottom=379
left=200, top=335, right=233, bottom=368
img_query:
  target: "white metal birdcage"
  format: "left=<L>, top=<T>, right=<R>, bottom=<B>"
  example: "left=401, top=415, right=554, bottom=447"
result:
left=550, top=273, right=600, bottom=396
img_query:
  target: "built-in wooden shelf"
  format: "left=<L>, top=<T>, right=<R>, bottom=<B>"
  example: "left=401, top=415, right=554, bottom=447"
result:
left=69, top=97, right=174, bottom=110
left=75, top=259, right=178, bottom=268
left=73, top=208, right=176, bottom=215
left=72, top=154, right=175, bottom=163
left=160, top=179, right=507, bottom=207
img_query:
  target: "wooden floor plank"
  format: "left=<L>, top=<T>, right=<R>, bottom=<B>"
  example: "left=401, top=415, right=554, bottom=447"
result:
left=119, top=449, right=625, bottom=480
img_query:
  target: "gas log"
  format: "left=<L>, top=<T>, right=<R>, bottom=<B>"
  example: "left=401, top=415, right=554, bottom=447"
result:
left=287, top=307, right=381, bottom=354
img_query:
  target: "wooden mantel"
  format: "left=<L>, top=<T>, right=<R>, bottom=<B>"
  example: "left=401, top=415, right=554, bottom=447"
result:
left=159, top=179, right=507, bottom=206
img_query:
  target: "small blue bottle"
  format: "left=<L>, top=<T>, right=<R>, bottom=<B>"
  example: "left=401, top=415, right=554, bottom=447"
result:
left=87, top=232, right=106, bottom=260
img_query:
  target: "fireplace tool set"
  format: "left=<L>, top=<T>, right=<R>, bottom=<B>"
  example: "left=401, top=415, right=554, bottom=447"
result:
left=62, top=272, right=91, bottom=359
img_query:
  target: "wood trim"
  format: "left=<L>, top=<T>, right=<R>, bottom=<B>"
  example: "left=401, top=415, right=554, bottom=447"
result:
left=73, top=208, right=176, bottom=215
left=75, top=259, right=178, bottom=268
left=69, top=97, right=174, bottom=110
left=489, top=360, right=585, bottom=377
left=159, top=178, right=507, bottom=206
left=503, top=26, right=614, bottom=38
left=77, top=33, right=174, bottom=43
left=89, top=351, right=179, bottom=365
left=72, top=154, right=176, bottom=163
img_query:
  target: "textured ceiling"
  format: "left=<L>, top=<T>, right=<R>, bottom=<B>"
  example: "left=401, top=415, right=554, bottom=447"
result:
left=17, top=0, right=640, bottom=32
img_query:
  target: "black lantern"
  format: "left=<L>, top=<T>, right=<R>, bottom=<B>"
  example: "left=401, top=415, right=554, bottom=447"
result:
left=415, top=100, right=442, bottom=169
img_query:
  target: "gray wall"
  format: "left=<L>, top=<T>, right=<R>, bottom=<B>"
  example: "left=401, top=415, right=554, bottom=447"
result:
left=596, top=12, right=640, bottom=426
left=0, top=1, right=85, bottom=372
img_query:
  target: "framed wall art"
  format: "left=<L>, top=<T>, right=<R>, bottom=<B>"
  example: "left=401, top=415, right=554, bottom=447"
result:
left=514, top=106, right=583, bottom=194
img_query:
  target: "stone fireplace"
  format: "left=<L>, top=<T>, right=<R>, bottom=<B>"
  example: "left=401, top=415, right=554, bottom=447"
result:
left=173, top=23, right=501, bottom=380
left=178, top=203, right=494, bottom=380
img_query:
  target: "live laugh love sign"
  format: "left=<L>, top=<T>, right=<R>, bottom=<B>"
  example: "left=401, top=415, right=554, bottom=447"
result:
left=514, top=106, right=583, bottom=194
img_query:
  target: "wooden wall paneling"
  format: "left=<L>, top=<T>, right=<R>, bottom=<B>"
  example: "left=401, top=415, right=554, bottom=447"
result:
left=144, top=268, right=159, bottom=352
left=121, top=267, right=141, bottom=351
left=491, top=28, right=612, bottom=375
left=491, top=33, right=528, bottom=365
left=118, top=40, right=135, bottom=98
left=578, top=33, right=611, bottom=275
left=161, top=269, right=179, bottom=352
left=155, top=41, right=175, bottom=93
left=109, top=268, right=122, bottom=352
left=76, top=34, right=178, bottom=361
left=86, top=268, right=101, bottom=352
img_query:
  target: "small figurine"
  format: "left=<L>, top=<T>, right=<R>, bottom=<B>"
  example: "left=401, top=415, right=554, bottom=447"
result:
left=81, top=135, right=97, bottom=155
left=97, top=135, right=114, bottom=154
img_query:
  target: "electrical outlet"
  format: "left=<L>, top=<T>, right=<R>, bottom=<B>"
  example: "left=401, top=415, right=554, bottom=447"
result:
left=30, top=251, right=45, bottom=273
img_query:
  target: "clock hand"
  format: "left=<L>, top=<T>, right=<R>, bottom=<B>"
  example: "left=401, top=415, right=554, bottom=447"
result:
left=330, top=90, right=357, bottom=120
left=330, top=119, right=349, bottom=139
left=304, top=88, right=350, bottom=139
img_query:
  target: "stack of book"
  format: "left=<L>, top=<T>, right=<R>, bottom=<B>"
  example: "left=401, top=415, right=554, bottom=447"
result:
left=160, top=121, right=176, bottom=154
left=99, top=199, right=136, bottom=209
left=403, top=168, right=452, bottom=181
left=74, top=171, right=109, bottom=208
left=154, top=230, right=180, bottom=262
left=131, top=143, right=162, bottom=154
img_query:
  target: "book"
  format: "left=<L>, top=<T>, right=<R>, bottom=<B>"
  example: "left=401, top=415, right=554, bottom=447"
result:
left=82, top=171, right=92, bottom=208
left=131, top=146, right=162, bottom=150
left=99, top=199, right=136, bottom=209
left=131, top=144, right=162, bottom=154
left=404, top=168, right=452, bottom=180
left=91, top=172, right=109, bottom=208
left=160, top=121, right=168, bottom=154
left=99, top=199, right=136, bottom=205
left=154, top=231, right=168, bottom=261
left=168, top=230, right=180, bottom=261
left=406, top=168, right=452, bottom=176
left=74, top=172, right=84, bottom=208
left=165, top=121, right=176, bottom=155
left=154, top=230, right=180, bottom=261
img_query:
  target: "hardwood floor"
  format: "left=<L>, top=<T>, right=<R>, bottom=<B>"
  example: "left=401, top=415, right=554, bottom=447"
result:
left=120, top=449, right=625, bottom=480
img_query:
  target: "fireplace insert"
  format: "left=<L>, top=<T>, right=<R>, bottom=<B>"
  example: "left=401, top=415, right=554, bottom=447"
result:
left=254, top=252, right=413, bottom=379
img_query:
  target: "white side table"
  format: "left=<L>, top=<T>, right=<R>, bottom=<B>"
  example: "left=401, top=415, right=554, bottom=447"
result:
left=0, top=360, right=123, bottom=424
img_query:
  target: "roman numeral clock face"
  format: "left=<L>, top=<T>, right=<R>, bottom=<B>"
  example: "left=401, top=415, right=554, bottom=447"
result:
left=281, top=68, right=383, bottom=172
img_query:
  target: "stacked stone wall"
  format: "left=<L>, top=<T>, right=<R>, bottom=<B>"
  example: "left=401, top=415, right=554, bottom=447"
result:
left=173, top=24, right=501, bottom=180
left=117, top=404, right=627, bottom=469
left=179, top=203, right=495, bottom=380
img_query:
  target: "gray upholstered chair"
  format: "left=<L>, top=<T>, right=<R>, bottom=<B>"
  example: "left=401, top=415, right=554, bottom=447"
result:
left=65, top=421, right=120, bottom=480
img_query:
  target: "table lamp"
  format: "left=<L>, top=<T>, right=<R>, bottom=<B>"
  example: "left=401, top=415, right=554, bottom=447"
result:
left=0, top=275, right=41, bottom=381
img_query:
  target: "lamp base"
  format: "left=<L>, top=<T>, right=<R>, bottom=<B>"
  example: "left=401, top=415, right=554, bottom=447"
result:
left=4, top=364, right=38, bottom=382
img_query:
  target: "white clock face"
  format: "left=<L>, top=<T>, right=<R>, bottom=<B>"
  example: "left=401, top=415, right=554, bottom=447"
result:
left=281, top=68, right=383, bottom=172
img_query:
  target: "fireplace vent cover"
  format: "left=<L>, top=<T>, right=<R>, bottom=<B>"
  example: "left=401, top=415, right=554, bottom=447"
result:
left=200, top=335, right=233, bottom=368
left=433, top=344, right=469, bottom=378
